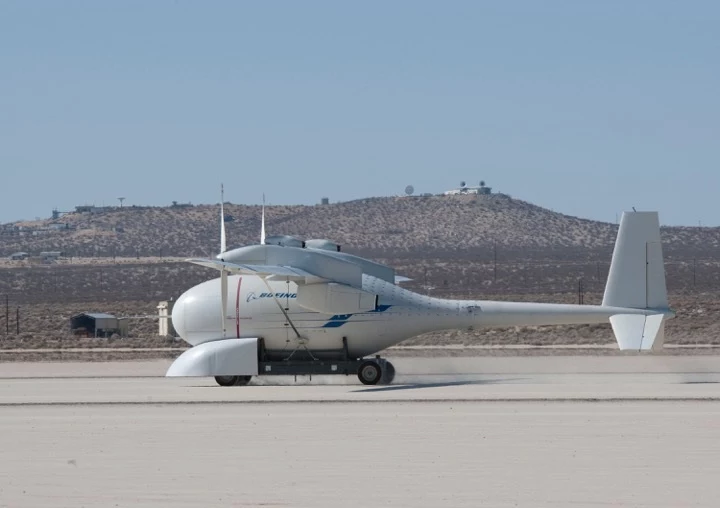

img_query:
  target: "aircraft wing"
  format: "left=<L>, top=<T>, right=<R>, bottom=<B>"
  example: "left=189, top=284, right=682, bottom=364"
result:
left=186, top=258, right=326, bottom=284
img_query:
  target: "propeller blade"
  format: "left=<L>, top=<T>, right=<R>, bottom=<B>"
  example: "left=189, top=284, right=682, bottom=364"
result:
left=260, top=193, right=266, bottom=245
left=220, top=268, right=228, bottom=337
left=220, top=184, right=228, bottom=337
left=220, top=183, right=227, bottom=254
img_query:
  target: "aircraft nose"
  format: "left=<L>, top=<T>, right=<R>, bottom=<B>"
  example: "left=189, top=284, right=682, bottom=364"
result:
left=171, top=292, right=188, bottom=343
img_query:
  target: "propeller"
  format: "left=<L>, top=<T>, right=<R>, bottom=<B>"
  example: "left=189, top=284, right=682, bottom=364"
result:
left=260, top=193, right=266, bottom=245
left=219, top=183, right=228, bottom=338
left=218, top=188, right=267, bottom=339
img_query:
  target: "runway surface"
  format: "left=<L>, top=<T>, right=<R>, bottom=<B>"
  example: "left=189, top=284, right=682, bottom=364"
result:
left=2, top=356, right=720, bottom=507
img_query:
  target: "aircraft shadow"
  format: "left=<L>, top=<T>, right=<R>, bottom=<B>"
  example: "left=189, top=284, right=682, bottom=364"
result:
left=188, top=377, right=522, bottom=389
left=352, top=378, right=521, bottom=393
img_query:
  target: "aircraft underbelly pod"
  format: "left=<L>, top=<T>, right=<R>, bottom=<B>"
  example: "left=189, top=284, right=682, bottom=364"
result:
left=167, top=338, right=259, bottom=377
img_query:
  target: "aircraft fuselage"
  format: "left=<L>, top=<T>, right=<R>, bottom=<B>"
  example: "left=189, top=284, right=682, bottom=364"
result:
left=171, top=274, right=649, bottom=359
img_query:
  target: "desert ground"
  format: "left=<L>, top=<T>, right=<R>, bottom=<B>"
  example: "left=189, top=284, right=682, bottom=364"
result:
left=2, top=356, right=720, bottom=508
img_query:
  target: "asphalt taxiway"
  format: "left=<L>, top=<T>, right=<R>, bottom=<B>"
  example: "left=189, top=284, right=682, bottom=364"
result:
left=1, top=356, right=720, bottom=507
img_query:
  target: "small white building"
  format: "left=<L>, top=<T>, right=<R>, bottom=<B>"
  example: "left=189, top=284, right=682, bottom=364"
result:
left=70, top=312, right=127, bottom=338
left=443, top=180, right=492, bottom=196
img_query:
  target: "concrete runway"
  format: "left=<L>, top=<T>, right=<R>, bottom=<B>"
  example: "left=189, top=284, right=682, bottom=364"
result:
left=2, top=356, right=720, bottom=507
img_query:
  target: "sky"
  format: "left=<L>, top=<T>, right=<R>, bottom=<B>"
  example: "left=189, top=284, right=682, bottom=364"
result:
left=1, top=0, right=718, bottom=226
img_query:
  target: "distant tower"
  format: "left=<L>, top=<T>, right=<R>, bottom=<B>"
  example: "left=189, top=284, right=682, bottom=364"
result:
left=460, top=181, right=466, bottom=188
left=321, top=197, right=330, bottom=205
left=118, top=197, right=125, bottom=208
left=405, top=185, right=414, bottom=196
left=480, top=180, right=485, bottom=187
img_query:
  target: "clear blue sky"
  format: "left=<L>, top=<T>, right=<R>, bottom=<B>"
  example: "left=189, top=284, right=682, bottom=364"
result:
left=1, top=1, right=718, bottom=226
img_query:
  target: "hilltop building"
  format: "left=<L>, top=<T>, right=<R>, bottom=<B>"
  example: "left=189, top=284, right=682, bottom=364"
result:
left=443, top=180, right=493, bottom=196
left=75, top=205, right=109, bottom=214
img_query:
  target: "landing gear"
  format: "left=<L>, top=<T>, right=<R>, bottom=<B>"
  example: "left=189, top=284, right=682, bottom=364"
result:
left=358, top=360, right=382, bottom=385
left=357, top=359, right=395, bottom=385
left=214, top=375, right=252, bottom=387
left=209, top=338, right=396, bottom=387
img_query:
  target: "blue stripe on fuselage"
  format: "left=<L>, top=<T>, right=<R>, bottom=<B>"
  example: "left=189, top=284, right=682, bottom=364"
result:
left=321, top=305, right=392, bottom=328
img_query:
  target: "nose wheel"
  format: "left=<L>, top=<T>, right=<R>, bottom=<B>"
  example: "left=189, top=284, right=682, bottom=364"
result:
left=214, top=375, right=252, bottom=386
left=357, top=359, right=395, bottom=385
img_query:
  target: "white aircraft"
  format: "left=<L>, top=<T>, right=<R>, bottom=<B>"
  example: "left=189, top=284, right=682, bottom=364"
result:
left=167, top=192, right=674, bottom=386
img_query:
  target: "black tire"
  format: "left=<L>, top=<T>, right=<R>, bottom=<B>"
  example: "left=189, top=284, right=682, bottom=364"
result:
left=214, top=375, right=252, bottom=387
left=233, top=375, right=252, bottom=386
left=382, top=361, right=395, bottom=385
left=215, top=375, right=238, bottom=386
left=357, top=360, right=382, bottom=385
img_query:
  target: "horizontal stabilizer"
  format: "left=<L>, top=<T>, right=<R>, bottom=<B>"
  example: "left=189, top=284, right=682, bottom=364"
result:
left=610, top=313, right=666, bottom=351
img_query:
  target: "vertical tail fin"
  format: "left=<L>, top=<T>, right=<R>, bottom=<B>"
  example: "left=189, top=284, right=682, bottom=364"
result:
left=603, top=211, right=671, bottom=351
left=603, top=211, right=668, bottom=310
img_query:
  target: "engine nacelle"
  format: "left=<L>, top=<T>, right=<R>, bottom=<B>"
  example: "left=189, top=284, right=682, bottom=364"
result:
left=306, top=239, right=341, bottom=252
left=264, top=235, right=305, bottom=248
left=297, top=282, right=377, bottom=315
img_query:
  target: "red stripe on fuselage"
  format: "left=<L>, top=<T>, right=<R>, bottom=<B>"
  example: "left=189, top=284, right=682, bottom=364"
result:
left=236, top=277, right=242, bottom=338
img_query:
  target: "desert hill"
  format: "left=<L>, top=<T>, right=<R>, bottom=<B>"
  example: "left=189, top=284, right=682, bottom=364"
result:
left=2, top=194, right=719, bottom=260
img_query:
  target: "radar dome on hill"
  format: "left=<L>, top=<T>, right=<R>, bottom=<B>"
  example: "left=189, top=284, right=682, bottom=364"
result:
left=405, top=185, right=414, bottom=196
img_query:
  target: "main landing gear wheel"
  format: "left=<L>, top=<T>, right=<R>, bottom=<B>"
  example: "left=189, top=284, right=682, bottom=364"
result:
left=214, top=375, right=252, bottom=387
left=357, top=360, right=383, bottom=385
